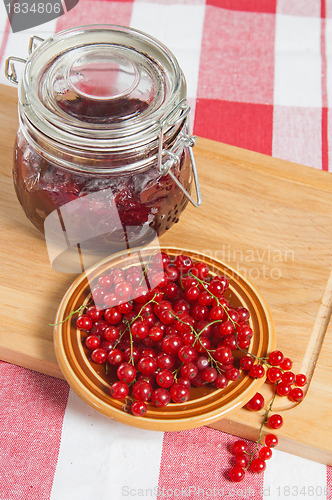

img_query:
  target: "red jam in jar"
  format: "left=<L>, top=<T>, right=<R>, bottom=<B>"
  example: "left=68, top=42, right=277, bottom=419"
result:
left=9, top=26, right=200, bottom=265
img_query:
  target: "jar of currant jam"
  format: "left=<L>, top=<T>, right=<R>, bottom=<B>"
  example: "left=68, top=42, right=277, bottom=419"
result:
left=6, top=25, right=200, bottom=265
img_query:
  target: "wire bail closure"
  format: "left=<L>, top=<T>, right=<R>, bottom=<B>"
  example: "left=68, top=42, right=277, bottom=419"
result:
left=5, top=35, right=45, bottom=85
left=157, top=99, right=201, bottom=208
left=5, top=57, right=26, bottom=85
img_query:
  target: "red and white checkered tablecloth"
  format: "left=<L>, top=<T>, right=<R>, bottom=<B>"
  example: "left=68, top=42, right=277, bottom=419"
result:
left=1, top=1, right=331, bottom=499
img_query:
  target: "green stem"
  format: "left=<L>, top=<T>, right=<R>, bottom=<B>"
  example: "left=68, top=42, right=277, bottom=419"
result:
left=49, top=304, right=86, bottom=326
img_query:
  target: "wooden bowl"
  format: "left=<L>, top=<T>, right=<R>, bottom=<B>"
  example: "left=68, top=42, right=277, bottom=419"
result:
left=53, top=247, right=275, bottom=431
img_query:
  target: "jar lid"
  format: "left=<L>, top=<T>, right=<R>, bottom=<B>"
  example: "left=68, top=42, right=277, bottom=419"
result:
left=19, top=25, right=187, bottom=150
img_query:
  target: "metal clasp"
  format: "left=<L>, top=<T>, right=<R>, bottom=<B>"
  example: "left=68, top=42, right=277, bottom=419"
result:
left=5, top=57, right=27, bottom=85
left=157, top=99, right=202, bottom=208
left=28, top=35, right=45, bottom=54
left=5, top=35, right=44, bottom=85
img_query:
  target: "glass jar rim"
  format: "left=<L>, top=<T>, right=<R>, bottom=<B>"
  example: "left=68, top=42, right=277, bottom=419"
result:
left=19, top=24, right=187, bottom=152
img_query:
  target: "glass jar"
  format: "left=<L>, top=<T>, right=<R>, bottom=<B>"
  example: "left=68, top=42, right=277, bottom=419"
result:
left=6, top=25, right=200, bottom=266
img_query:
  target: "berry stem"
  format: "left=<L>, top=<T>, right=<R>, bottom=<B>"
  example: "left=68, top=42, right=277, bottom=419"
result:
left=50, top=304, right=86, bottom=326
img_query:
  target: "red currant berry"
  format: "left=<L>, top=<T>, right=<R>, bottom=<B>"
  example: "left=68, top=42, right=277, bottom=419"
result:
left=289, top=387, right=304, bottom=402
left=104, top=293, right=118, bottom=307
left=228, top=466, right=245, bottom=482
left=169, top=383, right=190, bottom=403
left=215, top=275, right=229, bottom=290
left=196, top=356, right=210, bottom=371
left=191, top=373, right=206, bottom=387
left=117, top=362, right=137, bottom=383
left=239, top=355, right=254, bottom=371
left=86, top=306, right=103, bottom=322
left=236, top=307, right=250, bottom=322
left=133, top=286, right=150, bottom=304
left=191, top=262, right=209, bottom=279
left=174, top=255, right=193, bottom=272
left=214, top=346, right=232, bottom=365
left=180, top=276, right=197, bottom=290
left=198, top=291, right=214, bottom=307
left=156, top=352, right=175, bottom=370
left=177, top=346, right=198, bottom=363
left=154, top=300, right=172, bottom=317
left=210, top=306, right=227, bottom=321
left=267, top=367, right=283, bottom=383
left=148, top=325, right=164, bottom=341
left=173, top=299, right=190, bottom=314
left=137, top=356, right=157, bottom=375
left=276, top=382, right=291, bottom=397
left=207, top=280, right=224, bottom=297
left=100, top=340, right=116, bottom=352
left=181, top=332, right=196, bottom=346
left=124, top=346, right=140, bottom=364
left=250, top=458, right=266, bottom=473
left=114, top=281, right=133, bottom=302
left=98, top=274, right=112, bottom=289
left=164, top=264, right=179, bottom=282
left=201, top=367, right=218, bottom=383
left=222, top=335, right=237, bottom=350
left=232, top=440, right=248, bottom=454
left=249, top=364, right=265, bottom=379
left=295, top=374, right=307, bottom=387
left=279, top=357, right=293, bottom=371
left=76, top=315, right=93, bottom=331
left=162, top=335, right=183, bottom=355
left=268, top=350, right=284, bottom=366
left=192, top=305, right=209, bottom=321
left=193, top=337, right=211, bottom=353
left=131, top=319, right=149, bottom=339
left=91, top=320, right=108, bottom=336
left=265, top=434, right=278, bottom=447
left=268, top=414, right=283, bottom=429
left=186, top=286, right=200, bottom=302
left=104, top=307, right=122, bottom=325
left=163, top=282, right=179, bottom=299
left=156, top=369, right=174, bottom=388
left=108, top=348, right=125, bottom=366
left=131, top=401, right=147, bottom=416
left=237, top=338, right=251, bottom=349
left=159, top=309, right=175, bottom=325
left=177, top=377, right=191, bottom=388
left=235, top=453, right=249, bottom=468
left=85, top=335, right=101, bottom=350
left=103, top=326, right=120, bottom=342
left=110, top=381, right=129, bottom=399
left=246, top=392, right=264, bottom=411
left=132, top=381, right=153, bottom=402
left=151, top=388, right=171, bottom=408
left=281, top=371, right=295, bottom=386
left=92, top=287, right=105, bottom=306
left=152, top=251, right=171, bottom=268
left=181, top=363, right=199, bottom=380
left=214, top=373, right=228, bottom=389
left=225, top=367, right=240, bottom=381
left=259, top=446, right=272, bottom=460
left=219, top=321, right=235, bottom=337
left=150, top=271, right=168, bottom=289
left=117, top=301, right=133, bottom=315
left=91, top=348, right=108, bottom=364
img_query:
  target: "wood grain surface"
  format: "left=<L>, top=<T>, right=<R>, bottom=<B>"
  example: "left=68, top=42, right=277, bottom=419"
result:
left=1, top=83, right=331, bottom=464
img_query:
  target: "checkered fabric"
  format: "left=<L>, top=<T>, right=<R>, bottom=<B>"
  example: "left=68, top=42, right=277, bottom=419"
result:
left=0, top=1, right=331, bottom=499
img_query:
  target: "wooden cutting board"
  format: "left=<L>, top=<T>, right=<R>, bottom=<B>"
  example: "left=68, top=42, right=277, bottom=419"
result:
left=1, top=83, right=331, bottom=465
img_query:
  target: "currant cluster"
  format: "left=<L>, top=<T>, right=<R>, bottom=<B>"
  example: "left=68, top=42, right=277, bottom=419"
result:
left=75, top=252, right=252, bottom=415
left=229, top=348, right=307, bottom=482
left=72, top=251, right=307, bottom=481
